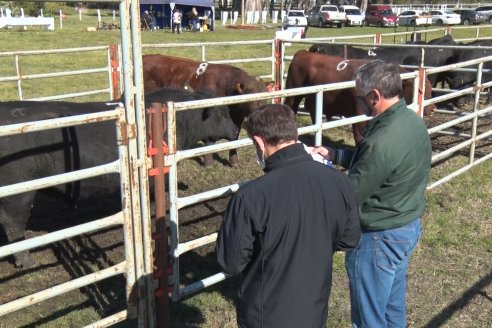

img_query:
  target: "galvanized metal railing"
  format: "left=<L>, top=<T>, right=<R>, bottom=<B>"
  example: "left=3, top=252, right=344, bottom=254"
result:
left=2, top=19, right=491, bottom=325
left=0, top=45, right=119, bottom=101
left=0, top=104, right=137, bottom=326
left=0, top=1, right=155, bottom=327
left=161, top=36, right=492, bottom=301
left=141, top=40, right=276, bottom=81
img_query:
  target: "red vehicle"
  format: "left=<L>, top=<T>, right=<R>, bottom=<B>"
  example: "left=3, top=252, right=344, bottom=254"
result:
left=365, top=5, right=398, bottom=27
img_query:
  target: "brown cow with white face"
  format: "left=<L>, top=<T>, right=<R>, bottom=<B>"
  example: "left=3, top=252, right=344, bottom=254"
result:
left=143, top=54, right=268, bottom=167
left=284, top=50, right=435, bottom=144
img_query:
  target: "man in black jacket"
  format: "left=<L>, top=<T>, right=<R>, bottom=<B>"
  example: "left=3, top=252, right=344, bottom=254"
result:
left=216, top=104, right=361, bottom=328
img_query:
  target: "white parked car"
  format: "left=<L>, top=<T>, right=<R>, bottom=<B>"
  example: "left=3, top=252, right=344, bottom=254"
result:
left=397, top=10, right=432, bottom=26
left=429, top=10, right=461, bottom=26
left=339, top=5, right=364, bottom=26
left=283, top=10, right=308, bottom=28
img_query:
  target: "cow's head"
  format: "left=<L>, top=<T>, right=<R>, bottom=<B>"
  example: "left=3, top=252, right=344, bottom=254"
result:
left=401, top=78, right=436, bottom=116
left=232, top=76, right=269, bottom=115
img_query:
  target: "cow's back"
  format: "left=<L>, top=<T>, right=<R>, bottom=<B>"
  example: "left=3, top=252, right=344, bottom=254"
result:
left=143, top=54, right=199, bottom=92
left=0, top=101, right=119, bottom=194
left=285, top=51, right=369, bottom=117
left=143, top=54, right=267, bottom=130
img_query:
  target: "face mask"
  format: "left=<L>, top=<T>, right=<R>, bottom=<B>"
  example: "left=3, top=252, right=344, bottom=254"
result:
left=356, top=90, right=375, bottom=117
left=361, top=97, right=375, bottom=117
left=255, top=145, right=265, bottom=168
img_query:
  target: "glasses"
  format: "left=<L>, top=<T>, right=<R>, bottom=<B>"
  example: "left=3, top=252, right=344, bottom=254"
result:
left=355, top=90, right=375, bottom=116
left=355, top=90, right=373, bottom=103
left=355, top=90, right=372, bottom=106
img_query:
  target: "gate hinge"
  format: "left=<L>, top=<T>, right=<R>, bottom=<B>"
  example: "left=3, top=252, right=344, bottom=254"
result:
left=118, top=122, right=137, bottom=145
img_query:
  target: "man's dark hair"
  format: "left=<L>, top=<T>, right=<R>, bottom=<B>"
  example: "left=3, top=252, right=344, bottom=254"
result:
left=245, top=104, right=298, bottom=146
left=355, top=60, right=403, bottom=99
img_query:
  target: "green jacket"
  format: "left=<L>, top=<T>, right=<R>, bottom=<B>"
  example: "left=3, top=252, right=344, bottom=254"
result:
left=334, top=99, right=432, bottom=230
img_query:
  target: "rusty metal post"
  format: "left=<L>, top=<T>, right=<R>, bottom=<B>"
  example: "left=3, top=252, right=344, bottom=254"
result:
left=417, top=68, right=426, bottom=117
left=273, top=39, right=282, bottom=103
left=375, top=32, right=381, bottom=45
left=109, top=44, right=120, bottom=100
left=149, top=102, right=170, bottom=328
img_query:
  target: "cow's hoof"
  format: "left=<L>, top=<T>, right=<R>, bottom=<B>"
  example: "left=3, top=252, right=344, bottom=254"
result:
left=203, top=155, right=214, bottom=167
left=15, top=251, right=37, bottom=269
left=203, top=159, right=214, bottom=167
left=229, top=159, right=240, bottom=168
left=229, top=155, right=239, bottom=168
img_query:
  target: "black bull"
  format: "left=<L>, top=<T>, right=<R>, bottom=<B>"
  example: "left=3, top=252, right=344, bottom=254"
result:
left=0, top=87, right=238, bottom=268
left=309, top=35, right=458, bottom=87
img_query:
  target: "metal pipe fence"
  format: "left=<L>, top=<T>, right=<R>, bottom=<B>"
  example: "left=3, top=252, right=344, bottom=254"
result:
left=160, top=38, right=492, bottom=301
left=1, top=21, right=491, bottom=326
left=141, top=40, right=276, bottom=81
left=0, top=46, right=117, bottom=101
left=0, top=1, right=154, bottom=327
left=0, top=104, right=140, bottom=325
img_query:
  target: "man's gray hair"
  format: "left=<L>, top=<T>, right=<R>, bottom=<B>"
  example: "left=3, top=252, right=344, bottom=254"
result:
left=354, top=60, right=403, bottom=99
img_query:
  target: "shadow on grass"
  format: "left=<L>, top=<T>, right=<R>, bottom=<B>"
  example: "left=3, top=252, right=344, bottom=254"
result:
left=175, top=250, right=237, bottom=325
left=423, top=270, right=492, bottom=328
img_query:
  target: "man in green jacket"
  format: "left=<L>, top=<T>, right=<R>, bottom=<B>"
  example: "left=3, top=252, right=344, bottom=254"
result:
left=313, top=60, right=432, bottom=327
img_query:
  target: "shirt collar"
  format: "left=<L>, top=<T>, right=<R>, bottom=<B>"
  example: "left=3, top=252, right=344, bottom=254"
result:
left=263, top=142, right=311, bottom=173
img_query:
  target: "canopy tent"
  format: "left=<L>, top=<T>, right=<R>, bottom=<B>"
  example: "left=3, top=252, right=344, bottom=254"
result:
left=140, top=0, right=215, bottom=31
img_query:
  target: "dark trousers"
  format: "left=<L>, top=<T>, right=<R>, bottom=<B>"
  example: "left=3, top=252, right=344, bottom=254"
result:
left=172, top=22, right=181, bottom=33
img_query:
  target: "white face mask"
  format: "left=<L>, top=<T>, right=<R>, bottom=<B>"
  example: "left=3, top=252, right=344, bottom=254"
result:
left=254, top=144, right=265, bottom=168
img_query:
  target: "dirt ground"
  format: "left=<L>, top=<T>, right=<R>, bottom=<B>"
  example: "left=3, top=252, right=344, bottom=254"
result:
left=0, top=96, right=490, bottom=327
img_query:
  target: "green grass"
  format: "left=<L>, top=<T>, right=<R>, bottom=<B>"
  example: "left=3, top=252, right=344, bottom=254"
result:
left=1, top=11, right=492, bottom=101
left=0, top=10, right=491, bottom=328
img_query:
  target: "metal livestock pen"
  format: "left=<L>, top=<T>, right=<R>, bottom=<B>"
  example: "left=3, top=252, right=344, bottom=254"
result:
left=1, top=21, right=491, bottom=326
left=0, top=0, right=157, bottom=327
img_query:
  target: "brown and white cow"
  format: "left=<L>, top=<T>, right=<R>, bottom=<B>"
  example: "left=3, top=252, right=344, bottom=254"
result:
left=143, top=54, right=268, bottom=167
left=284, top=50, right=436, bottom=144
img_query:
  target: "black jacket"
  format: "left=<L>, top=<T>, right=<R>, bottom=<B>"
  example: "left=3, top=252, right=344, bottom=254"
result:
left=216, top=143, right=361, bottom=328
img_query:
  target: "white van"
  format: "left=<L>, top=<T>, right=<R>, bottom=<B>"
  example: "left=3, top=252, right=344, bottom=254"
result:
left=339, top=5, right=364, bottom=26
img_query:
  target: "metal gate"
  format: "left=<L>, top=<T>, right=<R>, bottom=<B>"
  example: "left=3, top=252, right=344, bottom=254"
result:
left=0, top=1, right=156, bottom=327
left=163, top=32, right=491, bottom=301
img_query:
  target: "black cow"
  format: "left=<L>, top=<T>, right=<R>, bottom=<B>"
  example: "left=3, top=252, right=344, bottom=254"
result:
left=0, top=87, right=238, bottom=269
left=309, top=35, right=457, bottom=86
left=441, top=39, right=492, bottom=107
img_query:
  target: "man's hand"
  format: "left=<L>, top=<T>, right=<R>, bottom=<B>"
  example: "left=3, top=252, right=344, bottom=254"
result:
left=308, top=146, right=335, bottom=162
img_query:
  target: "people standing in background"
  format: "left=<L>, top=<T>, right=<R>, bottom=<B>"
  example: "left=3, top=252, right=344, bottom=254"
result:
left=172, top=8, right=182, bottom=34
left=216, top=103, right=361, bottom=328
left=311, top=60, right=432, bottom=328
left=188, top=7, right=199, bottom=32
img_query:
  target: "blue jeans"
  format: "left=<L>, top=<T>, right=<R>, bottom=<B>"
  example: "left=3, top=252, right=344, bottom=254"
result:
left=345, top=218, right=422, bottom=328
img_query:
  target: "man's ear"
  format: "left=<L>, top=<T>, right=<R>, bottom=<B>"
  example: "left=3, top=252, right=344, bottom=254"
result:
left=371, top=89, right=381, bottom=106
left=253, top=135, right=265, bottom=152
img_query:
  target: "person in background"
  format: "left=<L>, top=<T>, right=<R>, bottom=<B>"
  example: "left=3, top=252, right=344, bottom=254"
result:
left=148, top=6, right=158, bottom=29
left=172, top=8, right=182, bottom=34
left=216, top=103, right=361, bottom=328
left=311, top=60, right=432, bottom=328
left=141, top=10, right=156, bottom=31
left=188, top=7, right=199, bottom=32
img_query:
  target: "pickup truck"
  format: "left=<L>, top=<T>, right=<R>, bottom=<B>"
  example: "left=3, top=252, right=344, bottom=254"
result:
left=307, top=5, right=346, bottom=28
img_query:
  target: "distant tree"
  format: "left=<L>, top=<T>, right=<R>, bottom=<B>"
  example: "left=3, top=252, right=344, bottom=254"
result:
left=361, top=0, right=368, bottom=12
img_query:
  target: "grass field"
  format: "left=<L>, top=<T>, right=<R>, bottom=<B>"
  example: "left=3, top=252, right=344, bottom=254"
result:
left=0, top=10, right=491, bottom=328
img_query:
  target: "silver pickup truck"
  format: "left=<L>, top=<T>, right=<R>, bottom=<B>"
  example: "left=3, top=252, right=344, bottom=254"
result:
left=307, top=5, right=347, bottom=28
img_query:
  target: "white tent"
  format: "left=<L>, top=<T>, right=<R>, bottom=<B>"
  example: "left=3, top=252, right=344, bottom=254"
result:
left=140, top=0, right=215, bottom=31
